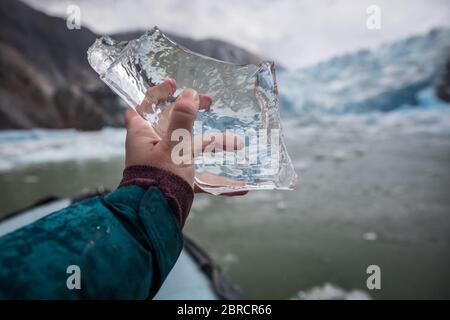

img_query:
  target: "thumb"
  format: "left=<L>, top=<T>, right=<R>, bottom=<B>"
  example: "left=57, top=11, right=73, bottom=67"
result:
left=124, top=107, right=145, bottom=130
left=164, top=88, right=200, bottom=142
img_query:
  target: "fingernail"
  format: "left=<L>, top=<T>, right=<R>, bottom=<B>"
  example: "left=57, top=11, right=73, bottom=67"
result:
left=204, top=95, right=212, bottom=107
left=165, top=79, right=176, bottom=94
left=181, top=88, right=199, bottom=104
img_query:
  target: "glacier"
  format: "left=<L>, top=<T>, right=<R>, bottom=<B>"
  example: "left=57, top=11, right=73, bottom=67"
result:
left=278, top=28, right=450, bottom=123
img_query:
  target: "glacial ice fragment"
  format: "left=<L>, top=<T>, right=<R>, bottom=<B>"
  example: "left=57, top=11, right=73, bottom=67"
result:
left=87, top=27, right=296, bottom=194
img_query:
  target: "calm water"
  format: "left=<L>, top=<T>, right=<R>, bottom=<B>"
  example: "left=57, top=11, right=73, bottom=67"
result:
left=0, top=132, right=449, bottom=299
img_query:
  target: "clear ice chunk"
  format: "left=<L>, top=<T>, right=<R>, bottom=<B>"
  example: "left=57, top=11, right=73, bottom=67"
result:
left=87, top=27, right=296, bottom=194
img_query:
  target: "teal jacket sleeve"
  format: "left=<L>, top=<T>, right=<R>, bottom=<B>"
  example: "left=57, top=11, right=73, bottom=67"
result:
left=0, top=166, right=194, bottom=299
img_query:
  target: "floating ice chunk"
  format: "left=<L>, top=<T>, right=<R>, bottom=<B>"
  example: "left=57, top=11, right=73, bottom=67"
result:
left=24, top=175, right=39, bottom=184
left=87, top=27, right=297, bottom=194
left=276, top=201, right=288, bottom=211
left=293, top=283, right=372, bottom=300
left=363, top=232, right=378, bottom=241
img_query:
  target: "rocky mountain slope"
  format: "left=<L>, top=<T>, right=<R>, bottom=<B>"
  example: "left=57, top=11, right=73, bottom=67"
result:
left=0, top=0, right=263, bottom=130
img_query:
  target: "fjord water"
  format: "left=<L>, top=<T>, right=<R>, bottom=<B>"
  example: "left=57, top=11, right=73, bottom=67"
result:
left=1, top=116, right=449, bottom=299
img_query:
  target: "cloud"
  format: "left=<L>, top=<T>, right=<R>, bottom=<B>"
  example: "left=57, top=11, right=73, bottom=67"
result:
left=23, top=0, right=450, bottom=68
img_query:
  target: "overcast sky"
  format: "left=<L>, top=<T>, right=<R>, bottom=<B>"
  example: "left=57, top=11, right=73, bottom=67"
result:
left=23, top=0, right=450, bottom=69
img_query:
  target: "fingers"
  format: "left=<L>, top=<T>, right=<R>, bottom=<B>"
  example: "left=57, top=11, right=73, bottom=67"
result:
left=194, top=172, right=248, bottom=196
left=194, top=183, right=248, bottom=196
left=124, top=107, right=160, bottom=142
left=124, top=107, right=146, bottom=129
left=199, top=94, right=212, bottom=111
left=166, top=89, right=200, bottom=138
left=137, top=79, right=211, bottom=120
left=136, top=79, right=177, bottom=115
left=193, top=132, right=245, bottom=157
left=219, top=190, right=249, bottom=196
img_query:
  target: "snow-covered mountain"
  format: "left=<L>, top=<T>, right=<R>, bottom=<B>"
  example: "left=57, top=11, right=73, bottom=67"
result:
left=278, top=28, right=450, bottom=122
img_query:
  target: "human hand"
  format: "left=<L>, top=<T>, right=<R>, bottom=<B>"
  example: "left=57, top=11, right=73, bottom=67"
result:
left=124, top=79, right=248, bottom=196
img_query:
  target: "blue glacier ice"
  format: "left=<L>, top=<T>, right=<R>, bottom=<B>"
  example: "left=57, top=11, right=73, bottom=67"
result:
left=278, top=28, right=450, bottom=123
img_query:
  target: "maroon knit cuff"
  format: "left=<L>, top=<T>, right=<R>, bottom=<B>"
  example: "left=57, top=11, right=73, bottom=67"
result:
left=118, top=165, right=194, bottom=227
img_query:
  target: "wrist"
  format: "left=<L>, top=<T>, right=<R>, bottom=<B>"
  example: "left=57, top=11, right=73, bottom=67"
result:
left=119, top=165, right=194, bottom=227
